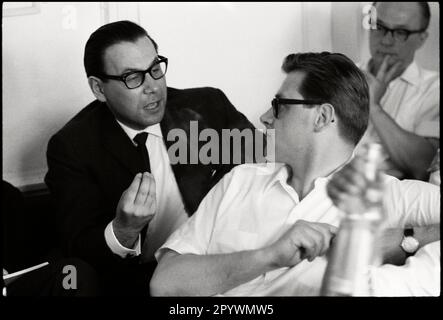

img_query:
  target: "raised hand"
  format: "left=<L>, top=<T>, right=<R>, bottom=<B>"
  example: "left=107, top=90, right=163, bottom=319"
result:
left=326, top=160, right=369, bottom=214
left=365, top=55, right=403, bottom=106
left=113, top=172, right=157, bottom=247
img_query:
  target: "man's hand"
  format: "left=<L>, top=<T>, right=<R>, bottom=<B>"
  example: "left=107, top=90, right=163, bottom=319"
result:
left=268, top=220, right=337, bottom=268
left=365, top=56, right=403, bottom=106
left=113, top=172, right=157, bottom=248
left=327, top=159, right=374, bottom=214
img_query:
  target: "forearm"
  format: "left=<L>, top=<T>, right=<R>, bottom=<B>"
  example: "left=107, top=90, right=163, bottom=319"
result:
left=150, top=247, right=277, bottom=296
left=381, top=224, right=440, bottom=266
left=414, top=224, right=440, bottom=249
left=370, top=105, right=436, bottom=179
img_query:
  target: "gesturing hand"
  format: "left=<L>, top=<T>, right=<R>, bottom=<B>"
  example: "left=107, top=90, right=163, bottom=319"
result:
left=365, top=56, right=403, bottom=106
left=113, top=172, right=157, bottom=247
left=269, top=220, right=337, bottom=268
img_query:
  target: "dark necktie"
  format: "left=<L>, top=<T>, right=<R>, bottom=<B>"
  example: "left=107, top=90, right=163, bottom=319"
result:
left=133, top=132, right=151, bottom=253
left=133, top=132, right=151, bottom=173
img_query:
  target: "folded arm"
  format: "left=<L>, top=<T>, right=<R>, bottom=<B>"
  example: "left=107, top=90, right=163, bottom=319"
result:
left=376, top=224, right=440, bottom=265
left=365, top=57, right=439, bottom=180
left=369, top=105, right=438, bottom=180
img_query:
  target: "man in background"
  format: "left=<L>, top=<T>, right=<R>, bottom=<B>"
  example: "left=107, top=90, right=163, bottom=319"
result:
left=357, top=2, right=439, bottom=180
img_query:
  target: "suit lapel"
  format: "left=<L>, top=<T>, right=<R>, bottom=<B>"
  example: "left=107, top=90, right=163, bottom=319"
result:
left=99, top=103, right=145, bottom=176
left=96, top=94, right=211, bottom=216
left=160, top=93, right=212, bottom=215
left=160, top=95, right=189, bottom=184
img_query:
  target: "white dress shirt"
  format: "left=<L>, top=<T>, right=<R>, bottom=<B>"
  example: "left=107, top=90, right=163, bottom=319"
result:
left=104, top=121, right=189, bottom=262
left=369, top=240, right=440, bottom=296
left=369, top=148, right=441, bottom=297
left=156, top=162, right=440, bottom=296
left=356, top=60, right=440, bottom=178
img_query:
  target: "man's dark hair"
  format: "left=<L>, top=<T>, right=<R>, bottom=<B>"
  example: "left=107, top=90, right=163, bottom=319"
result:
left=282, top=52, right=369, bottom=146
left=84, top=20, right=158, bottom=78
left=373, top=2, right=431, bottom=30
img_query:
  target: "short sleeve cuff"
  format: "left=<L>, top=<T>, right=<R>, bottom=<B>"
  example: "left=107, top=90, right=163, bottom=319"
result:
left=155, top=240, right=202, bottom=262
left=104, top=221, right=141, bottom=258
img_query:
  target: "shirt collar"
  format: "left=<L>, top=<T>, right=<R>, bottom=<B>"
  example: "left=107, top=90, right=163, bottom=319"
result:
left=265, top=152, right=355, bottom=193
left=116, top=119, right=163, bottom=145
left=398, top=61, right=420, bottom=87
left=362, top=60, right=420, bottom=87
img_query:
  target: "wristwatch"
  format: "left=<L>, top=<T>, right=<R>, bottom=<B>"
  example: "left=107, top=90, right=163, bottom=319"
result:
left=400, top=228, right=419, bottom=256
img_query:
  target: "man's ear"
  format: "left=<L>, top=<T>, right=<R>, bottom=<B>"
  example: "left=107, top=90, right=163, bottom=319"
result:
left=314, top=103, right=335, bottom=132
left=416, top=31, right=429, bottom=50
left=88, top=76, right=107, bottom=102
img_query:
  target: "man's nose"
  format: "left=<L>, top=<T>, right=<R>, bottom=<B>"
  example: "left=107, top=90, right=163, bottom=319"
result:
left=142, top=73, right=159, bottom=93
left=380, top=30, right=395, bottom=45
left=260, top=108, right=274, bottom=128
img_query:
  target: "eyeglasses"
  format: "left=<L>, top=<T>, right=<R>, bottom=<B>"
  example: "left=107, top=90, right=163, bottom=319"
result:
left=271, top=97, right=324, bottom=119
left=371, top=22, right=425, bottom=42
left=98, top=55, right=168, bottom=89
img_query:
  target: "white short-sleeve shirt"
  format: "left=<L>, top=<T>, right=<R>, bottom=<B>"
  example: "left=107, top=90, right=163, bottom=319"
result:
left=357, top=61, right=440, bottom=178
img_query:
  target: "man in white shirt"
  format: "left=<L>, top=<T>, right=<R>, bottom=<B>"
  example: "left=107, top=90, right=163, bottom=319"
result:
left=150, top=51, right=440, bottom=296
left=356, top=2, right=439, bottom=180
left=150, top=52, right=371, bottom=296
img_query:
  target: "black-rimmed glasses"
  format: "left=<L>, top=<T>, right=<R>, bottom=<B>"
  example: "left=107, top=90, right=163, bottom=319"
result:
left=98, top=55, right=168, bottom=89
left=271, top=97, right=324, bottom=118
left=371, top=22, right=426, bottom=42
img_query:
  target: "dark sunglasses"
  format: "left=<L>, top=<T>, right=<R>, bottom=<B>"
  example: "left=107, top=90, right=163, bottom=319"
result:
left=271, top=97, right=324, bottom=118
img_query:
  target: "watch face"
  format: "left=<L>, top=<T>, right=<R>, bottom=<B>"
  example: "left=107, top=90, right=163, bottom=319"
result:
left=401, top=236, right=420, bottom=253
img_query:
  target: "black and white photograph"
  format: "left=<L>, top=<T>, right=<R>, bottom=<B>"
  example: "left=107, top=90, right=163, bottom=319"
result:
left=2, top=1, right=440, bottom=312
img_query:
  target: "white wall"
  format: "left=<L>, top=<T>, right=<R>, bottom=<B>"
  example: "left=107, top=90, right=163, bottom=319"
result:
left=2, top=2, right=440, bottom=188
left=138, top=2, right=306, bottom=128
left=2, top=2, right=105, bottom=187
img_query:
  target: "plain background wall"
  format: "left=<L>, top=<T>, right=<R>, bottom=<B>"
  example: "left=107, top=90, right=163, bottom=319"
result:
left=3, top=3, right=104, bottom=187
left=2, top=2, right=440, bottom=188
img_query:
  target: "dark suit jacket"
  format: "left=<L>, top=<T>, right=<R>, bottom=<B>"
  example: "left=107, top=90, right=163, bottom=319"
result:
left=45, top=87, right=259, bottom=271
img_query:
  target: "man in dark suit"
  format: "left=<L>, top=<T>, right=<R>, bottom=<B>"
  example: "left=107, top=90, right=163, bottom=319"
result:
left=45, top=20, right=260, bottom=296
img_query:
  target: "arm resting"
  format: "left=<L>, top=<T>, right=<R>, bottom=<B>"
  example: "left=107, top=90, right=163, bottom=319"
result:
left=150, top=247, right=279, bottom=296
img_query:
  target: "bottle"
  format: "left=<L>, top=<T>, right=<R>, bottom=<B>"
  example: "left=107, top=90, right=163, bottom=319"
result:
left=320, top=143, right=386, bottom=296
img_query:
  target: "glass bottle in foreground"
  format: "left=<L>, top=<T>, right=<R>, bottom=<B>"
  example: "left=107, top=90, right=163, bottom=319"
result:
left=320, top=143, right=386, bottom=296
